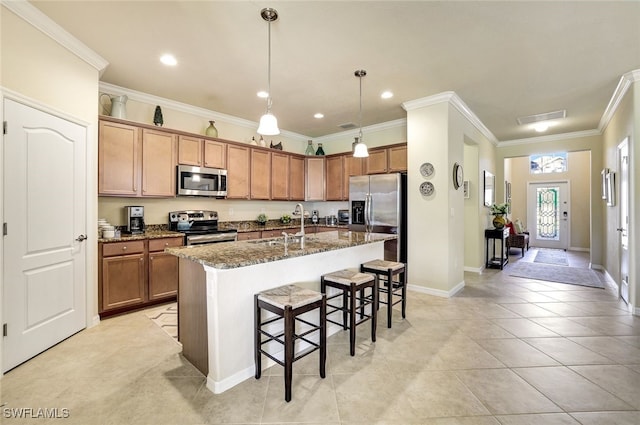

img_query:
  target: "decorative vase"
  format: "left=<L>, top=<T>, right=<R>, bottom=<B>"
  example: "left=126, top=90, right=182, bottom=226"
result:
left=205, top=120, right=218, bottom=137
left=492, top=214, right=506, bottom=229
left=315, top=143, right=325, bottom=156
left=305, top=140, right=315, bottom=156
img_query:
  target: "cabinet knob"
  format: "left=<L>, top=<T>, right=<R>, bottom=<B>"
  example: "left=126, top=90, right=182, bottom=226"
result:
left=122, top=246, right=127, bottom=250
left=140, top=258, right=143, bottom=262
left=165, top=242, right=169, bottom=246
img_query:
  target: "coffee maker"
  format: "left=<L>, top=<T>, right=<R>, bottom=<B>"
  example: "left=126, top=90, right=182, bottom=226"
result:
left=125, top=206, right=145, bottom=234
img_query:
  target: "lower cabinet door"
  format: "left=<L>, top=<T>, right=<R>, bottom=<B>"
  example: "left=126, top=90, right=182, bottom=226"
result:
left=101, top=253, right=146, bottom=311
left=148, top=252, right=179, bottom=300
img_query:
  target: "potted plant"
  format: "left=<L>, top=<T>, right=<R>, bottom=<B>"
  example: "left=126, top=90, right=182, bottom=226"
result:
left=256, top=213, right=268, bottom=225
left=490, top=202, right=509, bottom=229
left=280, top=214, right=291, bottom=224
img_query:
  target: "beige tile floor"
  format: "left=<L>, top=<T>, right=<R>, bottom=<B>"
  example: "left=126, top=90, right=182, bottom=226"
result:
left=2, top=249, right=640, bottom=424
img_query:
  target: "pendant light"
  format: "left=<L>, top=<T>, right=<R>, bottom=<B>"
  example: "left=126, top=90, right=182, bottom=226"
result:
left=257, top=7, right=280, bottom=136
left=353, top=69, right=369, bottom=158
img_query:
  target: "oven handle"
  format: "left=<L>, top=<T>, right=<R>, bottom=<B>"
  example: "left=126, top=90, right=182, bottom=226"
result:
left=186, top=233, right=237, bottom=245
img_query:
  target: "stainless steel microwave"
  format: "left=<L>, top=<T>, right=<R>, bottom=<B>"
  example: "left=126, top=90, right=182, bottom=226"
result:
left=177, top=165, right=227, bottom=198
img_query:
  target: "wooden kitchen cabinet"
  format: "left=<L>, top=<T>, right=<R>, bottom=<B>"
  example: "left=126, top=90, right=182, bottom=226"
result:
left=305, top=157, right=325, bottom=201
left=178, top=135, right=203, bottom=166
left=100, top=241, right=146, bottom=312
left=98, top=120, right=140, bottom=196
left=251, top=149, right=271, bottom=200
left=271, top=152, right=290, bottom=200
left=366, top=149, right=388, bottom=174
left=237, top=231, right=262, bottom=241
left=141, top=129, right=177, bottom=197
left=204, top=140, right=226, bottom=169
left=261, top=229, right=285, bottom=238
left=388, top=144, right=408, bottom=172
left=148, top=237, right=183, bottom=300
left=344, top=154, right=364, bottom=199
left=325, top=155, right=345, bottom=201
left=226, top=144, right=250, bottom=199
left=289, top=156, right=305, bottom=201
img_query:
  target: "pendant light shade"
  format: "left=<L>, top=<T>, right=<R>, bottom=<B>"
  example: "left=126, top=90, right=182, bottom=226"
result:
left=353, top=69, right=369, bottom=158
left=258, top=7, right=280, bottom=135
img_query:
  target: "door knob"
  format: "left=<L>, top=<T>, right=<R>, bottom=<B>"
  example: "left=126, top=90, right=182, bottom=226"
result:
left=75, top=234, right=87, bottom=242
left=616, top=228, right=625, bottom=232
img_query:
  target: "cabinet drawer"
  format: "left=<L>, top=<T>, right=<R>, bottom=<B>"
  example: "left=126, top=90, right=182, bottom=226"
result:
left=237, top=231, right=262, bottom=241
left=102, top=240, right=145, bottom=257
left=149, top=237, right=183, bottom=252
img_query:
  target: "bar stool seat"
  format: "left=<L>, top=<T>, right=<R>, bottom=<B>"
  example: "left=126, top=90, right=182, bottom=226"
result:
left=255, top=284, right=326, bottom=402
left=321, top=269, right=377, bottom=356
left=361, top=259, right=407, bottom=328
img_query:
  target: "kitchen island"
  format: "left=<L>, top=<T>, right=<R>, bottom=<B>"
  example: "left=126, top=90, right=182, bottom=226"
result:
left=166, top=230, right=395, bottom=394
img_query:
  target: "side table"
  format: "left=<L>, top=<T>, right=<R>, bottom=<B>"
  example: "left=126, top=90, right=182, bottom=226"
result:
left=485, top=228, right=509, bottom=269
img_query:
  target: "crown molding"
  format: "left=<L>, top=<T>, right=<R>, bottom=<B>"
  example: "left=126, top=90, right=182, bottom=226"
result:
left=99, top=82, right=309, bottom=142
left=2, top=0, right=109, bottom=73
left=314, top=118, right=407, bottom=144
left=598, top=69, right=640, bottom=133
left=498, top=129, right=602, bottom=147
left=401, top=91, right=499, bottom=146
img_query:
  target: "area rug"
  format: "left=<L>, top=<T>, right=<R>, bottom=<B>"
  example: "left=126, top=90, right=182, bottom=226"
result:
left=507, top=262, right=605, bottom=289
left=534, top=248, right=569, bottom=266
left=145, top=303, right=179, bottom=342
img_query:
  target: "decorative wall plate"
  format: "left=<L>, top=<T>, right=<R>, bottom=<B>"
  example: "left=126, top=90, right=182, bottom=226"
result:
left=420, top=162, right=434, bottom=178
left=453, top=162, right=464, bottom=189
left=419, top=181, right=434, bottom=196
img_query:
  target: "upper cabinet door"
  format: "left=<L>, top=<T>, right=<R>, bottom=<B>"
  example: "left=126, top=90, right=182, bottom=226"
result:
left=289, top=156, right=305, bottom=201
left=365, top=149, right=388, bottom=174
left=141, top=129, right=177, bottom=197
left=271, top=152, right=290, bottom=200
left=226, top=144, right=250, bottom=199
left=325, top=155, right=344, bottom=201
left=204, top=140, right=227, bottom=169
left=177, top=135, right=203, bottom=166
left=388, top=145, right=407, bottom=172
left=98, top=120, right=140, bottom=196
left=305, top=157, right=325, bottom=201
left=250, top=149, right=271, bottom=200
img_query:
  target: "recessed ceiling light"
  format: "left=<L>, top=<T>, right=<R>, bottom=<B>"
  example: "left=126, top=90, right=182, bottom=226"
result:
left=160, top=54, right=177, bottom=66
left=381, top=91, right=393, bottom=99
left=257, top=91, right=269, bottom=98
left=533, top=122, right=550, bottom=132
left=314, top=113, right=324, bottom=119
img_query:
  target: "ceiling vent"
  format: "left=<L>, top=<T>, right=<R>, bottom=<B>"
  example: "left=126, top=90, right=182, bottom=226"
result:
left=338, top=122, right=358, bottom=130
left=517, top=110, right=566, bottom=125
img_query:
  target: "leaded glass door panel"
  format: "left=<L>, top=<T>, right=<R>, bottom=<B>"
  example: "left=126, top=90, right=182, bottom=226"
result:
left=527, top=182, right=569, bottom=250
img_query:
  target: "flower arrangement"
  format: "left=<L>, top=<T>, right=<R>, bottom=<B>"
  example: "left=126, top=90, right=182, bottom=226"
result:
left=256, top=213, right=268, bottom=225
left=489, top=203, right=509, bottom=215
left=280, top=214, right=291, bottom=224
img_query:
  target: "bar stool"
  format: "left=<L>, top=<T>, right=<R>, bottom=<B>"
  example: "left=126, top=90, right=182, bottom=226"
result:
left=360, top=260, right=407, bottom=328
left=254, top=284, right=326, bottom=402
left=321, top=269, right=377, bottom=356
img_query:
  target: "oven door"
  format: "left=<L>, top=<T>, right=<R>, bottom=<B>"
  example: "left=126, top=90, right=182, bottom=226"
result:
left=185, top=232, right=237, bottom=246
left=177, top=165, right=227, bottom=197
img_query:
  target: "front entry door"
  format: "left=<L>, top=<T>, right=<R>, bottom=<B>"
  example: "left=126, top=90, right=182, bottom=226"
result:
left=618, top=138, right=630, bottom=304
left=3, top=99, right=87, bottom=371
left=527, top=182, right=569, bottom=250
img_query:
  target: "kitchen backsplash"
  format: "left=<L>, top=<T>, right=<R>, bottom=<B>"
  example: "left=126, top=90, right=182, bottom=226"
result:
left=98, top=197, right=348, bottom=226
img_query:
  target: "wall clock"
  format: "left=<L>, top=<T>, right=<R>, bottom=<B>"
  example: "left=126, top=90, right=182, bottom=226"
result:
left=419, top=181, right=434, bottom=196
left=420, top=162, right=434, bottom=178
left=453, top=162, right=464, bottom=190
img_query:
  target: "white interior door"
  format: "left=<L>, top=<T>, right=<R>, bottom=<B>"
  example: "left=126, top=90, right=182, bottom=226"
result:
left=3, top=99, right=87, bottom=372
left=618, top=138, right=630, bottom=304
left=527, top=182, right=569, bottom=250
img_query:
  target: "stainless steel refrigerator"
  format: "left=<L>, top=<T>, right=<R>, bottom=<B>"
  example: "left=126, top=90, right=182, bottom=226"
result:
left=349, top=173, right=407, bottom=262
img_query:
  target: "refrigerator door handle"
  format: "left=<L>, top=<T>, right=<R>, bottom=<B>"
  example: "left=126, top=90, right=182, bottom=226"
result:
left=365, top=193, right=373, bottom=232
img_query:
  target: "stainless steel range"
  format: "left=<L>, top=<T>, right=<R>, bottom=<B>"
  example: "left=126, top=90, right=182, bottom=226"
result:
left=169, top=210, right=237, bottom=246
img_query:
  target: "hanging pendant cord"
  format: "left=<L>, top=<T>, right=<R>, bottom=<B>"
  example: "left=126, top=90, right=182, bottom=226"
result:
left=266, top=18, right=272, bottom=113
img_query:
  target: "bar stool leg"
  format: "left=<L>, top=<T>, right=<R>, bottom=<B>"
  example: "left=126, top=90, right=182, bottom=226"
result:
left=386, top=268, right=393, bottom=328
left=401, top=267, right=407, bottom=319
left=254, top=295, right=262, bottom=379
left=320, top=295, right=327, bottom=378
left=284, top=305, right=294, bottom=402
left=371, top=278, right=377, bottom=342
left=349, top=284, right=357, bottom=356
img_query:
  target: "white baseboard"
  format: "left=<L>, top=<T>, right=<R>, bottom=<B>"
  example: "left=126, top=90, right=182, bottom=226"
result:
left=569, top=246, right=590, bottom=252
left=464, top=266, right=483, bottom=274
left=408, top=281, right=465, bottom=298
left=90, top=315, right=100, bottom=328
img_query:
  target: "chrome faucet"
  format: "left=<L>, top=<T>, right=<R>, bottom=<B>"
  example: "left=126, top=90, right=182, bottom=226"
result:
left=292, top=203, right=305, bottom=249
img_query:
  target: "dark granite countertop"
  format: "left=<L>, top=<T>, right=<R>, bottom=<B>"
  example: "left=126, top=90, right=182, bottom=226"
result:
left=165, top=230, right=395, bottom=269
left=98, top=230, right=183, bottom=243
